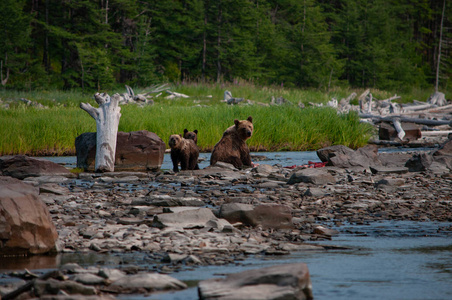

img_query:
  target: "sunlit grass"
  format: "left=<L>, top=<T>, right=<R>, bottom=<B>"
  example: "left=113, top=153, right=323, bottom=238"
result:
left=0, top=82, right=403, bottom=156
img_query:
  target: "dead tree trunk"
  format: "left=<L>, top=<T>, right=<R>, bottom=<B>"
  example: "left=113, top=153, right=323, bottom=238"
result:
left=80, top=93, right=121, bottom=172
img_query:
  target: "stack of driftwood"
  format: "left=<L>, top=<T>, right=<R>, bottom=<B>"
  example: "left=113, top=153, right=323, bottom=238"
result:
left=327, top=90, right=452, bottom=146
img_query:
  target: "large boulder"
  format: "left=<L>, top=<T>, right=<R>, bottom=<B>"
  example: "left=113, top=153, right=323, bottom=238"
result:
left=0, top=176, right=58, bottom=255
left=198, top=263, right=313, bottom=300
left=432, top=139, right=452, bottom=171
left=316, top=144, right=381, bottom=168
left=75, top=130, right=165, bottom=172
left=0, top=155, right=71, bottom=180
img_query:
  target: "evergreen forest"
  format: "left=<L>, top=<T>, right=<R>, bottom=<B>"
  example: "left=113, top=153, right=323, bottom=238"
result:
left=1, top=0, right=450, bottom=92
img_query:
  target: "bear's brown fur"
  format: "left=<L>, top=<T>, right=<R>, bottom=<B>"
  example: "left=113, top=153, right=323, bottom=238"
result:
left=169, top=134, right=199, bottom=172
left=210, top=116, right=253, bottom=169
left=183, top=129, right=198, bottom=144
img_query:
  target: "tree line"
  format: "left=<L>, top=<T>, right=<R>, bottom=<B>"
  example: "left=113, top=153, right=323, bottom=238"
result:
left=0, top=0, right=450, bottom=92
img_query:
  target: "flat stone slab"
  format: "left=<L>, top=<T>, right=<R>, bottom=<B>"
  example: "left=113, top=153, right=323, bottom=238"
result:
left=370, top=166, right=408, bottom=174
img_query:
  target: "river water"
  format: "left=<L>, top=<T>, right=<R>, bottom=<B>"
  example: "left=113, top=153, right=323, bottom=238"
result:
left=2, top=149, right=450, bottom=299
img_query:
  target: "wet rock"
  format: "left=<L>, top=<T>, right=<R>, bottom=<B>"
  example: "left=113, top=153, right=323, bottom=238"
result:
left=75, top=130, right=165, bottom=172
left=70, top=273, right=106, bottom=285
left=287, top=168, right=335, bottom=185
left=109, top=273, right=187, bottom=293
left=0, top=155, right=71, bottom=180
left=34, top=278, right=96, bottom=296
left=313, top=225, right=340, bottom=237
left=0, top=176, right=58, bottom=255
left=218, top=203, right=254, bottom=223
left=198, top=263, right=313, bottom=300
left=405, top=153, right=433, bottom=172
left=219, top=203, right=293, bottom=229
left=98, top=269, right=127, bottom=281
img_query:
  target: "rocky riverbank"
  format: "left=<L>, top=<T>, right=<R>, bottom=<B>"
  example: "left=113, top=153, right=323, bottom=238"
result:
left=0, top=142, right=451, bottom=299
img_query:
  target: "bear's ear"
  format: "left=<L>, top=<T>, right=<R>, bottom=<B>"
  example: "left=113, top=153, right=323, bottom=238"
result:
left=247, top=116, right=253, bottom=123
left=234, top=119, right=240, bottom=127
left=184, top=129, right=188, bottom=134
left=179, top=134, right=183, bottom=138
left=194, top=130, right=198, bottom=134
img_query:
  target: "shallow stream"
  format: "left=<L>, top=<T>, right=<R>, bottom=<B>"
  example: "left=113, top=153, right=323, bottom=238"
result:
left=1, top=221, right=451, bottom=299
left=3, top=149, right=450, bottom=299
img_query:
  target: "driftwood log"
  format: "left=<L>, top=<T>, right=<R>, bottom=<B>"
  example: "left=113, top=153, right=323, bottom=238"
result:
left=80, top=93, right=121, bottom=172
left=359, top=114, right=452, bottom=127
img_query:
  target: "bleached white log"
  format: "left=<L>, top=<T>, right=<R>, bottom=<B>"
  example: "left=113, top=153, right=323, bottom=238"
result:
left=166, top=90, right=190, bottom=98
left=367, top=93, right=373, bottom=114
left=359, top=113, right=452, bottom=127
left=428, top=91, right=447, bottom=106
left=80, top=93, right=121, bottom=173
left=421, top=130, right=452, bottom=136
left=392, top=118, right=405, bottom=140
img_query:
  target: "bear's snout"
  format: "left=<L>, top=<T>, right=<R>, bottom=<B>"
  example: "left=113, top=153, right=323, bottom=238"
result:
left=246, top=130, right=252, bottom=137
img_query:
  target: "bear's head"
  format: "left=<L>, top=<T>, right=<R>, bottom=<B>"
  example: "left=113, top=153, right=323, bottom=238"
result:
left=234, top=116, right=253, bottom=140
left=183, top=129, right=198, bottom=144
left=168, top=134, right=183, bottom=149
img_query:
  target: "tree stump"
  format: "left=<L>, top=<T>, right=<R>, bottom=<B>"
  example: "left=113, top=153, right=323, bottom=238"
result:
left=80, top=93, right=121, bottom=172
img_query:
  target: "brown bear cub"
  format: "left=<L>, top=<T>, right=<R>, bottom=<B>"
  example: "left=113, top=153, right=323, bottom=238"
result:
left=183, top=129, right=198, bottom=144
left=210, top=116, right=253, bottom=169
left=169, top=134, right=199, bottom=172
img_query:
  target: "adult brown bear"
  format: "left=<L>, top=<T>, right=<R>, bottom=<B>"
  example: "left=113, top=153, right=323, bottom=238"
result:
left=169, top=134, right=199, bottom=172
left=210, top=116, right=254, bottom=169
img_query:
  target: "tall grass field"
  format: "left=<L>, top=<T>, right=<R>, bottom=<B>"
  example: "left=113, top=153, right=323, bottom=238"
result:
left=1, top=82, right=433, bottom=156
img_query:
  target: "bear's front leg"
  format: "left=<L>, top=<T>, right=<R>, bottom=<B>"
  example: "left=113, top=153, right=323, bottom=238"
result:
left=171, top=151, right=180, bottom=172
left=180, top=154, right=190, bottom=170
left=241, top=149, right=252, bottom=167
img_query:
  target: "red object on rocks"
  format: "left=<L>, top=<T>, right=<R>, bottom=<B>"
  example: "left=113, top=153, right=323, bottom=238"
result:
left=284, top=161, right=327, bottom=169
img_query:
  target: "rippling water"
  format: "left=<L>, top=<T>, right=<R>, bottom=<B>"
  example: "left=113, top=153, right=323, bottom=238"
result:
left=2, top=221, right=450, bottom=300
left=14, top=150, right=450, bottom=299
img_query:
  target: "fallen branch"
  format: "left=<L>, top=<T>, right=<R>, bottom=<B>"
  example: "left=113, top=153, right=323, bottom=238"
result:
left=392, top=118, right=405, bottom=140
left=359, top=113, right=452, bottom=127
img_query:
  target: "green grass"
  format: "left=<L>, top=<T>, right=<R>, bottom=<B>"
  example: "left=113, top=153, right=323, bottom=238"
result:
left=6, top=82, right=437, bottom=156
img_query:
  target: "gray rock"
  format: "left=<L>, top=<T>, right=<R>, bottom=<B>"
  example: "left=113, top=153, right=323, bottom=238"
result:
left=287, top=168, right=335, bottom=185
left=0, top=155, right=71, bottom=179
left=198, top=263, right=313, bottom=300
left=303, top=187, right=331, bottom=198
left=110, top=273, right=187, bottom=292
left=405, top=153, right=433, bottom=172
left=370, top=166, right=409, bottom=174
left=152, top=208, right=217, bottom=229
left=219, top=203, right=293, bottom=229
left=34, top=278, right=96, bottom=296
left=317, top=144, right=381, bottom=168
left=71, top=273, right=106, bottom=285
left=98, top=269, right=127, bottom=281
left=313, top=225, right=340, bottom=237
